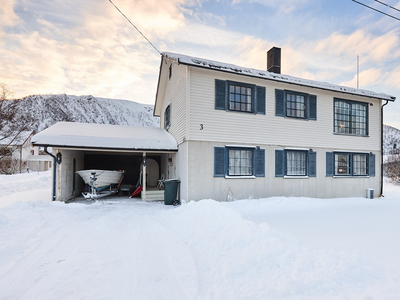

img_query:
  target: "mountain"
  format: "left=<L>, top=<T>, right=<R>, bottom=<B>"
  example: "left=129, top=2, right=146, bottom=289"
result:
left=13, top=94, right=159, bottom=132
left=384, top=124, right=400, bottom=155
left=8, top=94, right=400, bottom=155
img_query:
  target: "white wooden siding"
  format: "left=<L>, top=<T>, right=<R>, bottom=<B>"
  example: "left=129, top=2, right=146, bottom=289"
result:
left=160, top=63, right=188, bottom=145
left=189, top=68, right=381, bottom=152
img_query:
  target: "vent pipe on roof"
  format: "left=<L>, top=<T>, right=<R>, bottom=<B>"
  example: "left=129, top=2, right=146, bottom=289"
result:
left=267, top=47, right=281, bottom=74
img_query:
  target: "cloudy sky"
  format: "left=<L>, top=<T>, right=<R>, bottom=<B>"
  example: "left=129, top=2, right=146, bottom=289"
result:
left=1, top=0, right=400, bottom=128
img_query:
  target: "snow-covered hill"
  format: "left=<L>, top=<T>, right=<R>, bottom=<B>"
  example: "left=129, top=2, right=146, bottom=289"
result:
left=384, top=124, right=400, bottom=155
left=12, top=94, right=159, bottom=132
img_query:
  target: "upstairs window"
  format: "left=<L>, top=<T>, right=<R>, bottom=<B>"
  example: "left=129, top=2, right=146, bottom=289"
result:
left=286, top=92, right=306, bottom=118
left=215, top=80, right=266, bottom=114
left=275, top=89, right=317, bottom=120
left=229, top=84, right=252, bottom=112
left=164, top=104, right=171, bottom=129
left=334, top=98, right=368, bottom=136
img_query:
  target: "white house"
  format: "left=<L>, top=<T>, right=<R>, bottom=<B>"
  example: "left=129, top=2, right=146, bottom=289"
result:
left=154, top=48, right=396, bottom=201
left=0, top=131, right=34, bottom=173
left=31, top=48, right=396, bottom=203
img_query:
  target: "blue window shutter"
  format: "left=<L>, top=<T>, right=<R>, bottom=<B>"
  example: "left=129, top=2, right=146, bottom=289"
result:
left=214, top=147, right=226, bottom=177
left=309, top=151, right=317, bottom=177
left=255, top=147, right=265, bottom=177
left=275, top=89, right=285, bottom=116
left=256, top=86, right=266, bottom=114
left=215, top=80, right=226, bottom=110
left=275, top=149, right=284, bottom=177
left=326, top=152, right=334, bottom=177
left=309, top=95, right=317, bottom=120
left=369, top=153, right=376, bottom=177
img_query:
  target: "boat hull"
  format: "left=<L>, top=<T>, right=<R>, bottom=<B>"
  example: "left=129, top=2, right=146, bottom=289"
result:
left=76, top=170, right=125, bottom=190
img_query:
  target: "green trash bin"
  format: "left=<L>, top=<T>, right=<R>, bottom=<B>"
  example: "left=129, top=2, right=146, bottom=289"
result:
left=164, top=179, right=180, bottom=205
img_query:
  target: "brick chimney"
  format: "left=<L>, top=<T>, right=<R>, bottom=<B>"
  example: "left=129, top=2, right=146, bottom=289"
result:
left=267, top=47, right=281, bottom=74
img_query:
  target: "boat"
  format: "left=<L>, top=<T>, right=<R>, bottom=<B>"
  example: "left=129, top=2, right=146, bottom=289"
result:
left=76, top=169, right=125, bottom=200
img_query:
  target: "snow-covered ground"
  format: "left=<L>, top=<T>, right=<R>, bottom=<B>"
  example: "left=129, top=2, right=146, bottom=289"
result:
left=0, top=172, right=399, bottom=300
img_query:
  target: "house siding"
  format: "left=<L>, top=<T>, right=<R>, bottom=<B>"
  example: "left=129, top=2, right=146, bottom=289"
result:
left=160, top=63, right=188, bottom=145
left=183, top=141, right=379, bottom=202
left=188, top=68, right=381, bottom=152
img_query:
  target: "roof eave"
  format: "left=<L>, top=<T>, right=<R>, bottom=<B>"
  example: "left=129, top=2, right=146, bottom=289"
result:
left=31, top=142, right=178, bottom=153
left=176, top=59, right=395, bottom=102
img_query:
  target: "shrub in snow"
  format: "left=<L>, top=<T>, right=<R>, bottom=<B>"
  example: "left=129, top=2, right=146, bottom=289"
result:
left=0, top=157, right=26, bottom=175
left=385, top=154, right=400, bottom=185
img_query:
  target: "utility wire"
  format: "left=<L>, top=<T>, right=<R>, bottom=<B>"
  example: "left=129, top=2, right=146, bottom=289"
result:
left=108, top=0, right=161, bottom=55
left=351, top=0, right=400, bottom=22
left=375, top=0, right=400, bottom=13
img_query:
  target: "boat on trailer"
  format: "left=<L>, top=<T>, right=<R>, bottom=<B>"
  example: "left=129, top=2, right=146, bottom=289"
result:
left=76, top=169, right=125, bottom=201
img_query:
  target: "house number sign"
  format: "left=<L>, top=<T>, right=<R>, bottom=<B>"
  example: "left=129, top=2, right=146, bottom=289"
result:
left=200, top=124, right=204, bottom=130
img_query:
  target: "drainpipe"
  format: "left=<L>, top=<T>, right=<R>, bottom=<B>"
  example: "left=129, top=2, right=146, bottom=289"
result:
left=45, top=147, right=57, bottom=201
left=380, top=100, right=389, bottom=197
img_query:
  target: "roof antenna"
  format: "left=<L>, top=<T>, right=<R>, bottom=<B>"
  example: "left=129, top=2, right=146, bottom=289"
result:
left=357, top=55, right=359, bottom=89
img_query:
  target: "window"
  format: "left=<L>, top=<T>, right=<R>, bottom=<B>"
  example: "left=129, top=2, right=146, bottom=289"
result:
left=275, top=89, right=317, bottom=120
left=164, top=104, right=171, bottom=129
left=326, top=152, right=374, bottom=177
left=229, top=84, right=252, bottom=112
left=228, top=149, right=253, bottom=176
left=286, top=92, right=306, bottom=118
left=286, top=151, right=307, bottom=175
left=334, top=98, right=368, bottom=136
left=214, top=146, right=265, bottom=177
left=275, top=149, right=316, bottom=177
left=215, top=80, right=266, bottom=114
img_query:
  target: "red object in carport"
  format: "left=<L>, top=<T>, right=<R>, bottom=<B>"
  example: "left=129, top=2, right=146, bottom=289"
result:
left=130, top=185, right=142, bottom=198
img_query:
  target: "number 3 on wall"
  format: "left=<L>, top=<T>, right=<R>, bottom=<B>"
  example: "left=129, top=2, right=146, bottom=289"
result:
left=200, top=124, right=204, bottom=130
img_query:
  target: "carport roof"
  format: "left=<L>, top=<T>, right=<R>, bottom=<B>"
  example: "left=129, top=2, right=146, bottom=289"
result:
left=31, top=122, right=178, bottom=152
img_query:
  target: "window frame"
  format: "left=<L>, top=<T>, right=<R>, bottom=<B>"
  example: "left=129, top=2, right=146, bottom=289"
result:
left=227, top=147, right=254, bottom=176
left=275, top=89, right=317, bottom=120
left=285, top=149, right=308, bottom=176
left=285, top=91, right=308, bottom=119
left=164, top=104, right=171, bottom=130
left=214, top=146, right=265, bottom=178
left=333, top=152, right=369, bottom=177
left=227, top=81, right=255, bottom=113
left=333, top=98, right=369, bottom=136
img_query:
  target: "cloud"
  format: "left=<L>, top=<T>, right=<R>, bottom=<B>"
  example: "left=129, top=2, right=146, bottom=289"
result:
left=340, top=68, right=383, bottom=89
left=0, top=0, right=20, bottom=27
left=231, top=0, right=310, bottom=14
left=313, top=29, right=400, bottom=66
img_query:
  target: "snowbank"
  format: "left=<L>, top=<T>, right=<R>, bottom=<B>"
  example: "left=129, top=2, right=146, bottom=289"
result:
left=0, top=172, right=400, bottom=299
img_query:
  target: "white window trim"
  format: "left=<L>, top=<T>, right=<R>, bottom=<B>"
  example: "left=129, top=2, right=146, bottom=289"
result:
left=225, top=175, right=256, bottom=179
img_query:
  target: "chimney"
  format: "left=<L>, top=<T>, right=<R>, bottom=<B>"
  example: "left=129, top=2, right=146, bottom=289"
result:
left=267, top=47, right=281, bottom=74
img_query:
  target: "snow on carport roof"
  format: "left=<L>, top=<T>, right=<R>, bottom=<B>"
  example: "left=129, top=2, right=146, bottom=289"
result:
left=163, top=52, right=396, bottom=101
left=31, top=122, right=178, bottom=152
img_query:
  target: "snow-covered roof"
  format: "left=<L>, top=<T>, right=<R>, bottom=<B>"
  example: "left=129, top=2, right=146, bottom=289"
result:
left=162, top=52, right=396, bottom=101
left=31, top=122, right=177, bottom=152
left=0, top=131, right=34, bottom=146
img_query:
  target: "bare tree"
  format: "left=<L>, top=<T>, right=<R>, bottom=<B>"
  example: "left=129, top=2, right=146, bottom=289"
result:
left=0, top=83, right=33, bottom=164
left=385, top=154, right=400, bottom=185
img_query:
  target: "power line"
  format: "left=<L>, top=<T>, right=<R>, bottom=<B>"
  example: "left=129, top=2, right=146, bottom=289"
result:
left=351, top=0, right=400, bottom=22
left=375, top=0, right=400, bottom=13
left=108, top=0, right=161, bottom=55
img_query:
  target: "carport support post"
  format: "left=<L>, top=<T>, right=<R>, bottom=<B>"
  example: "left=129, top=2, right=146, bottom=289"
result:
left=143, top=152, right=146, bottom=201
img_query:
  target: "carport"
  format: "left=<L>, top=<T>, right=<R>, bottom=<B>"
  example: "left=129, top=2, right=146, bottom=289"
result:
left=31, top=122, right=178, bottom=202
